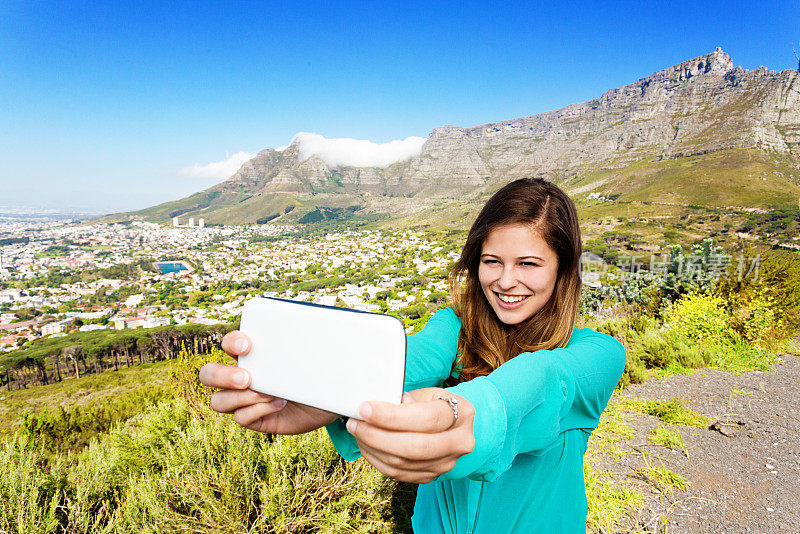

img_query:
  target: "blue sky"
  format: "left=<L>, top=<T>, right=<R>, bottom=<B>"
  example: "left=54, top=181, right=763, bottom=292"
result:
left=2, top=0, right=799, bottom=213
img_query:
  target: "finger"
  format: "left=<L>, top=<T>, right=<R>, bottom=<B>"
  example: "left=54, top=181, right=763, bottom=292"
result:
left=359, top=442, right=439, bottom=484
left=244, top=414, right=277, bottom=434
left=360, top=443, right=439, bottom=483
left=356, top=438, right=451, bottom=473
left=348, top=419, right=461, bottom=461
left=221, top=331, right=252, bottom=357
left=360, top=398, right=456, bottom=433
left=233, top=399, right=287, bottom=428
left=198, top=362, right=251, bottom=389
left=210, top=389, right=275, bottom=413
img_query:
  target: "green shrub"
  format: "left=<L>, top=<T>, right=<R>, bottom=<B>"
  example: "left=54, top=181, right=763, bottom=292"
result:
left=0, top=348, right=415, bottom=533
left=1, top=396, right=409, bottom=533
left=738, top=294, right=784, bottom=348
left=665, top=294, right=729, bottom=343
left=717, top=247, right=800, bottom=331
left=592, top=313, right=710, bottom=387
left=629, top=331, right=709, bottom=371
left=19, top=386, right=172, bottom=454
left=0, top=435, right=69, bottom=533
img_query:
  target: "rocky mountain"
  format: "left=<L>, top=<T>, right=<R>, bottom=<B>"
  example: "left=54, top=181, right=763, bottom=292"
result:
left=116, top=48, right=800, bottom=226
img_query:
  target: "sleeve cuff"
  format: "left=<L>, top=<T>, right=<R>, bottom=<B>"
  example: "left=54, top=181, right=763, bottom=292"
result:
left=325, top=419, right=362, bottom=461
left=438, top=376, right=507, bottom=481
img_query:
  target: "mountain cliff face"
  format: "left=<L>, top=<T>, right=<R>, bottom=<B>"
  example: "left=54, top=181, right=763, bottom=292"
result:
left=122, top=48, right=800, bottom=225
left=403, top=48, right=799, bottom=186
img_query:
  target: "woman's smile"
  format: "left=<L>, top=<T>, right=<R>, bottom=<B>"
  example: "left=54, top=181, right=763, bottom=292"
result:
left=494, top=292, right=530, bottom=306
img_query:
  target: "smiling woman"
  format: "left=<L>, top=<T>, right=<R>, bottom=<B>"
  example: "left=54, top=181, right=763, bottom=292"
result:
left=199, top=178, right=625, bottom=533
left=451, top=177, right=584, bottom=383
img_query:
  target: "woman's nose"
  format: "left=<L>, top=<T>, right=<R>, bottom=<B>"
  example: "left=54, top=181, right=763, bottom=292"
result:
left=497, top=267, right=518, bottom=289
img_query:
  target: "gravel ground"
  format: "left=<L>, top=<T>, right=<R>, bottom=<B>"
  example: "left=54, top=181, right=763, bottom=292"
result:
left=592, top=352, right=800, bottom=533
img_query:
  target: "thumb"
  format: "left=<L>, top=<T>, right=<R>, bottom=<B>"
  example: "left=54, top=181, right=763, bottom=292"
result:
left=402, top=392, right=416, bottom=404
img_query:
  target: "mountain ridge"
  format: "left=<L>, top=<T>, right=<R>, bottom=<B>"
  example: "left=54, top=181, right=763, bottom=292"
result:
left=109, top=48, right=800, bottom=226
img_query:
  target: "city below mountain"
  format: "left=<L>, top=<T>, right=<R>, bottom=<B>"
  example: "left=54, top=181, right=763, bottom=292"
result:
left=108, top=48, right=800, bottom=228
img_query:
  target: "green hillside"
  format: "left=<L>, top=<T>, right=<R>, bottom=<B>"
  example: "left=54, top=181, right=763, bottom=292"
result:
left=568, top=148, right=799, bottom=209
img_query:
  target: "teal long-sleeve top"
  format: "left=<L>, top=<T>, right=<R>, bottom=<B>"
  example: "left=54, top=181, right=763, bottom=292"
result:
left=326, top=308, right=626, bottom=533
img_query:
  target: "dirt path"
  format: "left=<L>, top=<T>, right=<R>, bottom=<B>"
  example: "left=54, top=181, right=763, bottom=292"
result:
left=594, top=352, right=800, bottom=533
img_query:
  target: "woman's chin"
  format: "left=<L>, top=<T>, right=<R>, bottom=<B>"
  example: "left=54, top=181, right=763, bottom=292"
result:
left=492, top=304, right=535, bottom=326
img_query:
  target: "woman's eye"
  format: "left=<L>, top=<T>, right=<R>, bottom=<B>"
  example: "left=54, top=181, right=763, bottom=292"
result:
left=520, top=262, right=538, bottom=267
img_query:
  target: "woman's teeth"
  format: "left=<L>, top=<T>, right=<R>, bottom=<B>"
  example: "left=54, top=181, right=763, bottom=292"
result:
left=498, top=294, right=527, bottom=304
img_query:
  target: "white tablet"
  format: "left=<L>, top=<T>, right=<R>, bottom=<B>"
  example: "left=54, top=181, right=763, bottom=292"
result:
left=238, top=297, right=407, bottom=419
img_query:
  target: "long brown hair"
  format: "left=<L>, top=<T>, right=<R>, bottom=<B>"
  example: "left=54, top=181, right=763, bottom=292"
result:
left=449, top=177, right=582, bottom=382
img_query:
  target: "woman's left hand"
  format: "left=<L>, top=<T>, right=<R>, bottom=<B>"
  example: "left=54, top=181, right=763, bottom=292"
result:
left=346, top=387, right=475, bottom=484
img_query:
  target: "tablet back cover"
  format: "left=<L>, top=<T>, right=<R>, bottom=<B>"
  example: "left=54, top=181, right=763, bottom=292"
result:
left=238, top=297, right=406, bottom=419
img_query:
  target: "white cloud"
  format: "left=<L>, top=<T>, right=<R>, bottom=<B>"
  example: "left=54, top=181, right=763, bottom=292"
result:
left=179, top=151, right=256, bottom=179
left=292, top=132, right=426, bottom=167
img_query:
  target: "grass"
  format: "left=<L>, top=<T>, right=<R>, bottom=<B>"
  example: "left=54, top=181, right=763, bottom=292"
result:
left=652, top=361, right=696, bottom=379
left=584, top=396, right=643, bottom=530
left=623, top=398, right=710, bottom=428
left=707, top=338, right=779, bottom=372
left=585, top=400, right=692, bottom=531
left=649, top=426, right=685, bottom=451
left=587, top=394, right=633, bottom=460
left=584, top=460, right=643, bottom=532
left=636, top=465, right=689, bottom=494
left=573, top=149, right=800, bottom=255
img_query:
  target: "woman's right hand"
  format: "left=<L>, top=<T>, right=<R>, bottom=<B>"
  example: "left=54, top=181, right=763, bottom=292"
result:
left=199, top=331, right=339, bottom=435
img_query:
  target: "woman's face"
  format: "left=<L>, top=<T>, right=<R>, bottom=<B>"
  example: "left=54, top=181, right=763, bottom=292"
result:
left=478, top=223, right=559, bottom=326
